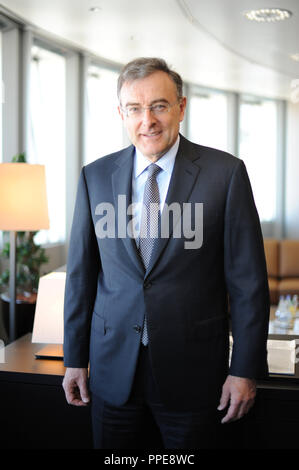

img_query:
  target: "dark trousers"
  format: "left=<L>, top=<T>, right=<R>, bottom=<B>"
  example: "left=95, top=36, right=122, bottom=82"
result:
left=91, top=345, right=221, bottom=449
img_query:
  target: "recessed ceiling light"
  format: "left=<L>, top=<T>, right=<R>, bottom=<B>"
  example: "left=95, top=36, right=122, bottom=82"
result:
left=89, top=6, right=101, bottom=13
left=290, top=53, right=299, bottom=62
left=244, top=8, right=292, bottom=22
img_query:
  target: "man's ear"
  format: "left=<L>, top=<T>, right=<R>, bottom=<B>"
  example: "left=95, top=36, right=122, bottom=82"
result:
left=118, top=105, right=124, bottom=121
left=179, top=96, right=187, bottom=122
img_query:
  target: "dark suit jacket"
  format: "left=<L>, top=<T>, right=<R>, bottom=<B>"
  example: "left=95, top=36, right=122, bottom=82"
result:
left=63, top=135, right=270, bottom=411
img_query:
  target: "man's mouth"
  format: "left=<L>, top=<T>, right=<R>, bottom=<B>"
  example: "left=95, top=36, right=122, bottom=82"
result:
left=141, top=131, right=162, bottom=138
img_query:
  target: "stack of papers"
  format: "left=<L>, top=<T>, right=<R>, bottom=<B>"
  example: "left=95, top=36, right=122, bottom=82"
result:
left=229, top=335, right=298, bottom=375
left=267, top=339, right=297, bottom=375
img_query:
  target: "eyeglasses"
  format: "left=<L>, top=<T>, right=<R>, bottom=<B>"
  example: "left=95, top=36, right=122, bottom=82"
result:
left=121, top=100, right=180, bottom=118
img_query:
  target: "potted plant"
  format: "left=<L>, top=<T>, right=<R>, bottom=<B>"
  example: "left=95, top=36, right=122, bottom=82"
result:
left=0, top=153, right=49, bottom=338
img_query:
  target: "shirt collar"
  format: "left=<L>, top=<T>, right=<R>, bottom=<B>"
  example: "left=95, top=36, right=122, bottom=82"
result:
left=133, top=135, right=180, bottom=179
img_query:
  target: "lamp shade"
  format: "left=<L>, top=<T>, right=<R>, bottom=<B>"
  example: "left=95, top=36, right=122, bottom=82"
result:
left=32, top=271, right=66, bottom=344
left=0, top=163, right=49, bottom=231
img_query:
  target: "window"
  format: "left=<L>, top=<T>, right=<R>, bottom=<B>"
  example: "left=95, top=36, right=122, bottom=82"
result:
left=85, top=65, right=123, bottom=165
left=188, top=88, right=229, bottom=152
left=28, top=44, right=66, bottom=244
left=238, top=96, right=278, bottom=223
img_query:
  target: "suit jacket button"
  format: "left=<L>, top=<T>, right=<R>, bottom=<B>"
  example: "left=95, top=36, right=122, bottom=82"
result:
left=144, top=281, right=152, bottom=289
left=133, top=325, right=142, bottom=333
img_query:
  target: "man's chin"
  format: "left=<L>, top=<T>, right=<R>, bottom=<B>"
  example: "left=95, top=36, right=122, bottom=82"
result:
left=138, top=143, right=172, bottom=161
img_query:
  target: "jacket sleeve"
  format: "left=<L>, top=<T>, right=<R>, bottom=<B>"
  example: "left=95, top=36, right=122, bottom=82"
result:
left=224, top=159, right=270, bottom=379
left=63, top=168, right=100, bottom=368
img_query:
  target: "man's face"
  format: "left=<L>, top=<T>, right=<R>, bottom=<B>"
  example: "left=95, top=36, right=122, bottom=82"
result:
left=118, top=71, right=186, bottom=162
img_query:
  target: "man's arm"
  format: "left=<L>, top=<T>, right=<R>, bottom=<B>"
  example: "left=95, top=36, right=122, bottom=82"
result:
left=224, top=159, right=270, bottom=380
left=63, top=168, right=100, bottom=403
left=220, top=159, right=269, bottom=422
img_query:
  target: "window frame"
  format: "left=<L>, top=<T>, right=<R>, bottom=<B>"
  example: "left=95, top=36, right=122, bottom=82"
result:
left=237, top=93, right=286, bottom=237
left=187, top=83, right=231, bottom=153
left=84, top=59, right=125, bottom=165
left=28, top=39, right=67, bottom=245
left=186, top=85, right=286, bottom=238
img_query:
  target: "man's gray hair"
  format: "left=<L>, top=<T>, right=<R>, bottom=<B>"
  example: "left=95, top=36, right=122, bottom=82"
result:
left=117, top=57, right=183, bottom=101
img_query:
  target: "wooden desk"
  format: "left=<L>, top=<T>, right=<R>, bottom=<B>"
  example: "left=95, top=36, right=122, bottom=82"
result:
left=1, top=334, right=299, bottom=449
left=0, top=334, right=93, bottom=449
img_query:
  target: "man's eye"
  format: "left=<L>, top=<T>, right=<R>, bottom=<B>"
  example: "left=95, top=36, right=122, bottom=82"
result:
left=153, top=104, right=167, bottom=112
left=128, top=106, right=140, bottom=113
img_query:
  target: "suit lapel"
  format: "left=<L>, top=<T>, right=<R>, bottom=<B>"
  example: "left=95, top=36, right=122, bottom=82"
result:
left=111, top=145, right=145, bottom=275
left=145, top=136, right=202, bottom=277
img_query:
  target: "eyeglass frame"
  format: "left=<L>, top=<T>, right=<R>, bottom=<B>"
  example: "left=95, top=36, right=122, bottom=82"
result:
left=120, top=99, right=182, bottom=118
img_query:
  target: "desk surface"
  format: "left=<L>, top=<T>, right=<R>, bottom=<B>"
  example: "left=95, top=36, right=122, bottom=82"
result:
left=1, top=325, right=299, bottom=389
left=0, top=334, right=65, bottom=385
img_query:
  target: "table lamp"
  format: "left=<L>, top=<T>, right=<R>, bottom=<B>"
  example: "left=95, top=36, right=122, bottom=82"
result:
left=31, top=271, right=65, bottom=359
left=0, top=163, right=49, bottom=342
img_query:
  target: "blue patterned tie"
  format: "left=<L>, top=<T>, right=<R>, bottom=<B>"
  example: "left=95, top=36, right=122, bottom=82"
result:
left=139, top=163, right=161, bottom=345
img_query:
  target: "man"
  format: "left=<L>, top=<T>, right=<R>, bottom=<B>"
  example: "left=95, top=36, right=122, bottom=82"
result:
left=62, top=57, right=270, bottom=449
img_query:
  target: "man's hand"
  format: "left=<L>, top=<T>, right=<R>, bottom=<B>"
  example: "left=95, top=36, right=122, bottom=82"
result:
left=217, top=375, right=256, bottom=424
left=62, top=367, right=90, bottom=406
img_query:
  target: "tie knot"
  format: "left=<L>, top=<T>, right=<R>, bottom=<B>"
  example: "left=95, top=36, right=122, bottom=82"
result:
left=147, top=163, right=161, bottom=179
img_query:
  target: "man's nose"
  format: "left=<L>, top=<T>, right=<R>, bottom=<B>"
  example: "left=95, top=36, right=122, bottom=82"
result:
left=140, top=108, right=157, bottom=125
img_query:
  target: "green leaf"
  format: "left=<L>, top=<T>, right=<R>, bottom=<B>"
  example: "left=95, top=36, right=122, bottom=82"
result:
left=0, top=229, right=48, bottom=293
left=12, top=152, right=26, bottom=163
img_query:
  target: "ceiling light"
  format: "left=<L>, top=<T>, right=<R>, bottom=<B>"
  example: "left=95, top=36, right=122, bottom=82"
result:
left=89, top=6, right=101, bottom=13
left=290, top=53, right=299, bottom=62
left=244, top=8, right=292, bottom=22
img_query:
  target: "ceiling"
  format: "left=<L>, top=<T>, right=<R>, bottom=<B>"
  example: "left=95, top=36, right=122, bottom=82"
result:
left=1, top=0, right=299, bottom=100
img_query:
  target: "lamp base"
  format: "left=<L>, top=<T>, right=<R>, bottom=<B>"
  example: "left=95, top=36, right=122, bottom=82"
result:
left=34, top=344, right=63, bottom=360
